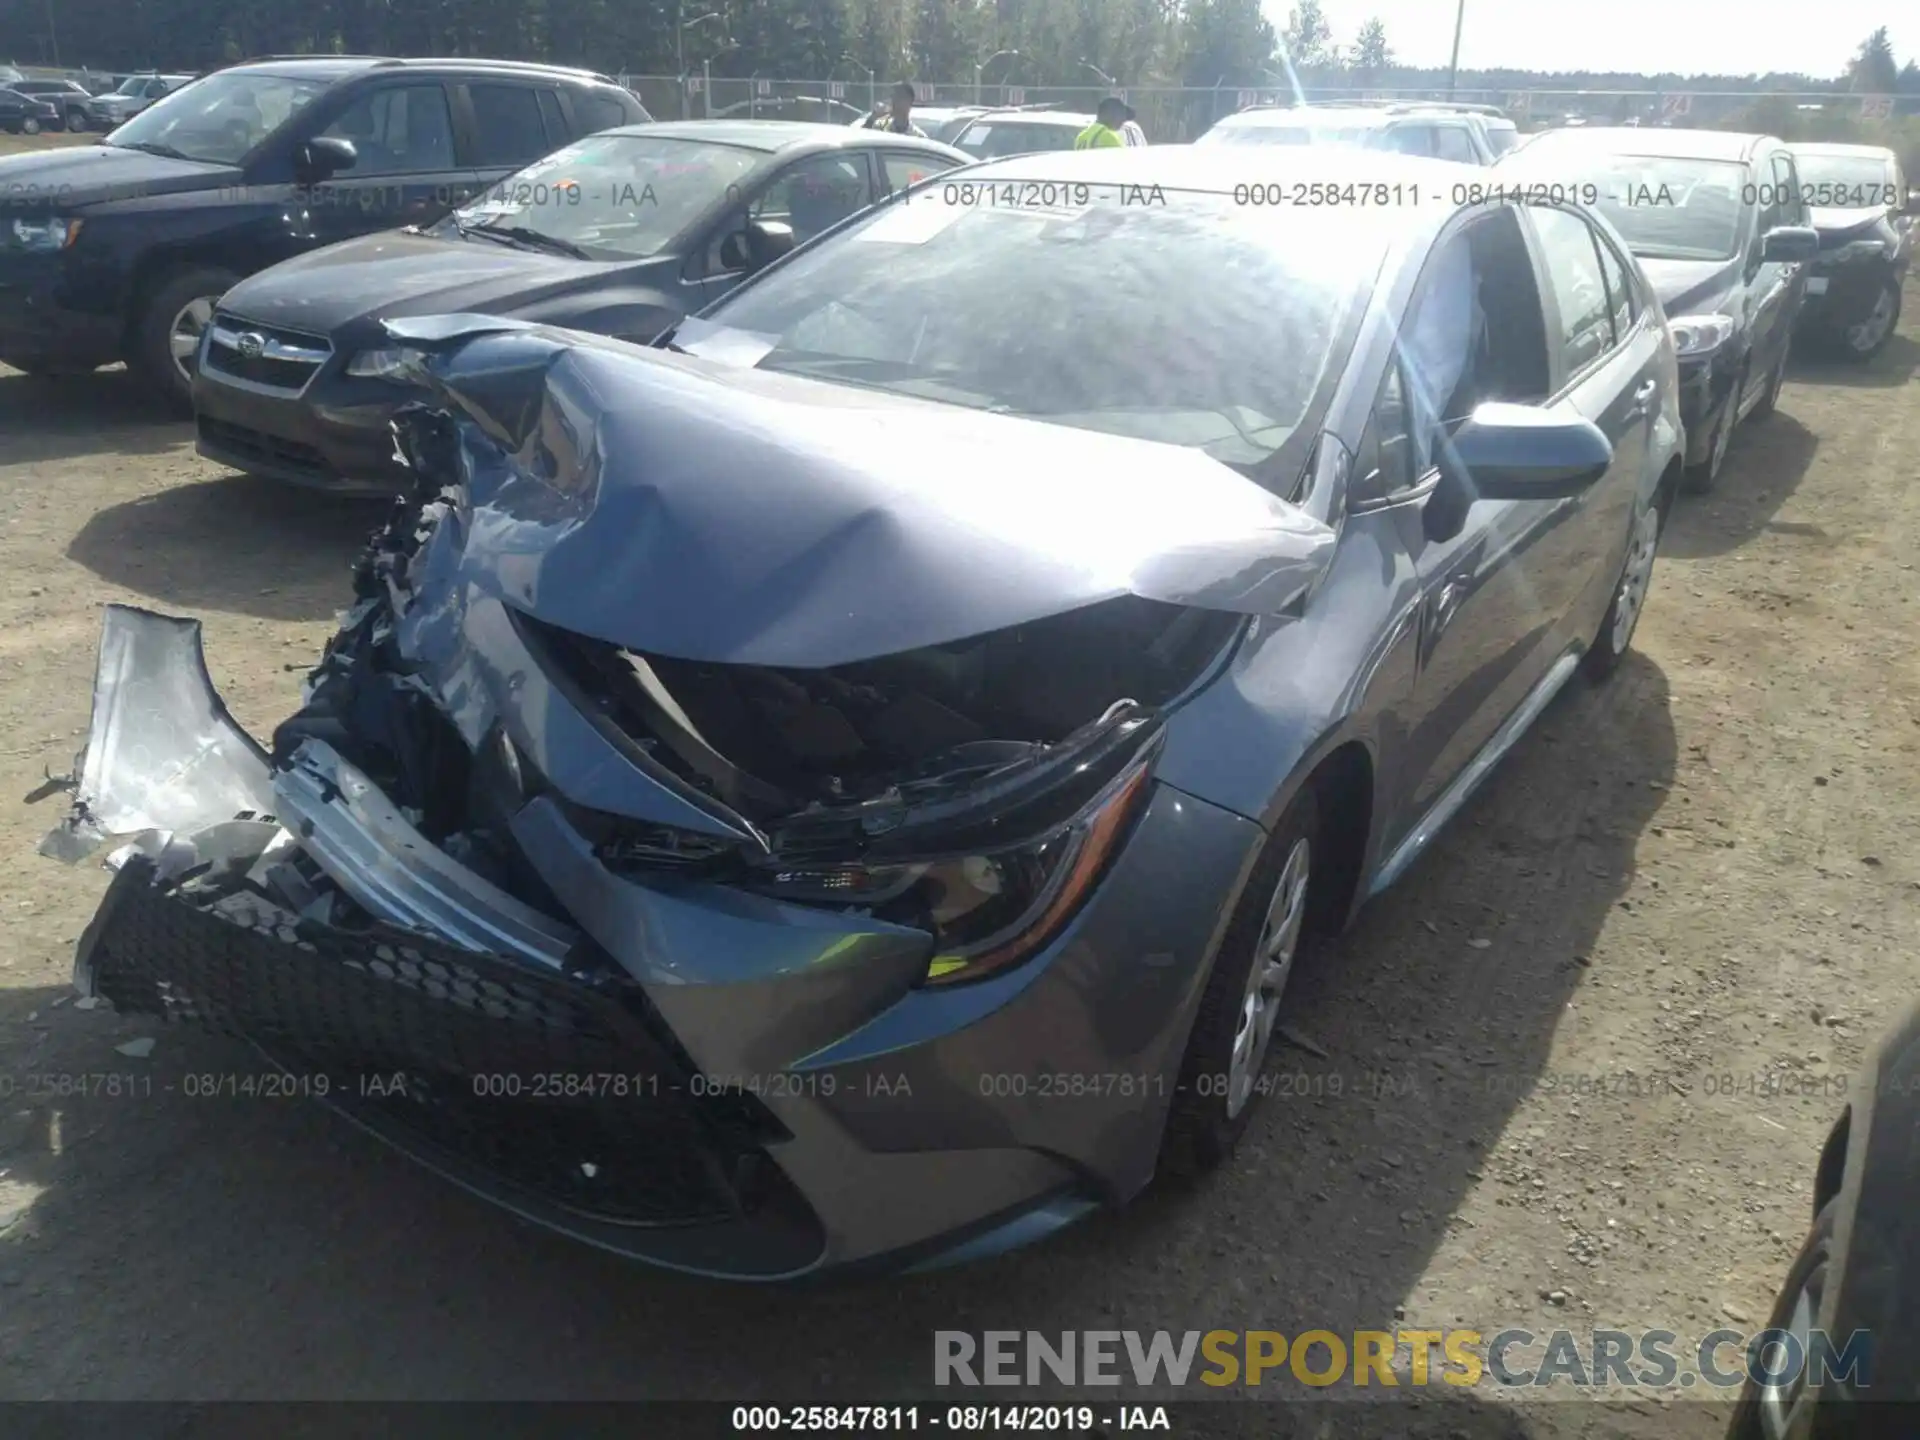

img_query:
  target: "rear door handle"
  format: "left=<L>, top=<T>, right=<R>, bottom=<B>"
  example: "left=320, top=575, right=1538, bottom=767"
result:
left=1627, top=379, right=1658, bottom=418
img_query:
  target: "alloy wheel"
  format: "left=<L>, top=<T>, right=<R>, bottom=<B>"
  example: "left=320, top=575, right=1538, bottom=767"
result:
left=22, top=117, right=40, bottom=136
left=1226, top=837, right=1310, bottom=1119
left=1610, top=504, right=1660, bottom=656
left=1844, top=283, right=1898, bottom=358
left=1756, top=1260, right=1825, bottom=1440
left=167, top=296, right=217, bottom=385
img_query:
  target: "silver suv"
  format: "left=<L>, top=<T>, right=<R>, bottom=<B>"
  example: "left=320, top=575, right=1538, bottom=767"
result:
left=1198, top=101, right=1517, bottom=162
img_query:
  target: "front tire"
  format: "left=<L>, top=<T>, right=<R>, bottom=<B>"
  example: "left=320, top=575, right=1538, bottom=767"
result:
left=1685, top=370, right=1742, bottom=493
left=1839, top=277, right=1901, bottom=363
left=20, top=117, right=41, bottom=136
left=129, top=266, right=237, bottom=412
left=1725, top=1198, right=1837, bottom=1440
left=65, top=109, right=89, bottom=133
left=1160, top=789, right=1320, bottom=1179
left=1751, top=342, right=1789, bottom=420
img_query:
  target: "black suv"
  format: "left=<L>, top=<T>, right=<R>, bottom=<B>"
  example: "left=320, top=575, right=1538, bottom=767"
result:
left=0, top=56, right=649, bottom=406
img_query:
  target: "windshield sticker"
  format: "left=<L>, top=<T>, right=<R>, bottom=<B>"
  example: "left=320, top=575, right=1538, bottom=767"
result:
left=851, top=196, right=972, bottom=244
left=674, top=318, right=777, bottom=368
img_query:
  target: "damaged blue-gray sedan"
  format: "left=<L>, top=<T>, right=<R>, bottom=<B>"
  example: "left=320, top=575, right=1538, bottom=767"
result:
left=44, top=148, right=1683, bottom=1279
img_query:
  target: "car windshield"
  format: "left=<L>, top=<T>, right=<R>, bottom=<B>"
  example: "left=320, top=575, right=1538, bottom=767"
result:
left=446, top=133, right=767, bottom=261
left=955, top=122, right=1086, bottom=159
left=1198, top=122, right=1372, bottom=148
left=107, top=73, right=329, bottom=165
left=1793, top=153, right=1897, bottom=205
left=114, top=78, right=149, bottom=96
left=1554, top=153, right=1749, bottom=261
left=675, top=184, right=1385, bottom=476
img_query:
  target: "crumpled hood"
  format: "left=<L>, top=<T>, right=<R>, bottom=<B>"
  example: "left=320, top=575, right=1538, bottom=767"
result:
left=1809, top=205, right=1892, bottom=240
left=384, top=316, right=1337, bottom=670
left=218, top=230, right=620, bottom=335
left=1637, top=256, right=1739, bottom=319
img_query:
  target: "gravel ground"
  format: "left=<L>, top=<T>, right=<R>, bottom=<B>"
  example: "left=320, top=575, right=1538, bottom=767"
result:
left=0, top=199, right=1914, bottom=1432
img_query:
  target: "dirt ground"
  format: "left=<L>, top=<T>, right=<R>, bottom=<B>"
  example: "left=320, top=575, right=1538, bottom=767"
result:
left=0, top=172, right=1915, bottom=1429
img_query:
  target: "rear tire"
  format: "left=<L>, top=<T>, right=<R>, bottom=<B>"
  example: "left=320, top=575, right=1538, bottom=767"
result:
left=1584, top=487, right=1664, bottom=682
left=65, top=109, right=89, bottom=133
left=1160, top=788, right=1321, bottom=1179
left=129, top=265, right=237, bottom=412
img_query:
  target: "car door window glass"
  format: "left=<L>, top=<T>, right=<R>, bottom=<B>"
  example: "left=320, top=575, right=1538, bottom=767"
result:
left=580, top=94, right=632, bottom=134
left=1434, top=126, right=1477, bottom=164
left=1529, top=206, right=1616, bottom=375
left=1382, top=125, right=1437, bottom=157
left=469, top=84, right=550, bottom=168
left=1592, top=230, right=1637, bottom=344
left=1400, top=208, right=1553, bottom=470
left=883, top=152, right=957, bottom=195
left=536, top=89, right=568, bottom=145
left=751, top=154, right=871, bottom=245
left=318, top=84, right=455, bottom=176
left=1351, top=358, right=1418, bottom=506
left=1770, top=152, right=1805, bottom=226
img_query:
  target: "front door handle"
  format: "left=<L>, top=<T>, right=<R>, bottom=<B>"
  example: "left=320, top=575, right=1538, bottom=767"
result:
left=1627, top=379, right=1658, bottom=418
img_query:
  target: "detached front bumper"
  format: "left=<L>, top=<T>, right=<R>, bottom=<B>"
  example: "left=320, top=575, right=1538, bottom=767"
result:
left=48, top=604, right=1261, bottom=1279
left=1796, top=253, right=1906, bottom=333
left=1677, top=353, right=1739, bottom=466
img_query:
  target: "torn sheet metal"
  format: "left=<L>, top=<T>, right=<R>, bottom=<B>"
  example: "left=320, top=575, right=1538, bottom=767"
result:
left=42, top=605, right=276, bottom=863
left=272, top=738, right=578, bottom=969
left=383, top=318, right=1338, bottom=670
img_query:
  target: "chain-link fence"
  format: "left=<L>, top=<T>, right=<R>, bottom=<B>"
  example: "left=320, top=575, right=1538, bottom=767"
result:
left=616, top=76, right=1917, bottom=143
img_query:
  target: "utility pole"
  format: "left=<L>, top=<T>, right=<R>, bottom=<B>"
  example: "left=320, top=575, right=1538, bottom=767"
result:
left=1446, top=0, right=1465, bottom=99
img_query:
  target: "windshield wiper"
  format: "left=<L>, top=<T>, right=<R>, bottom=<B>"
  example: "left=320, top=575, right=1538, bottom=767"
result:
left=110, top=140, right=197, bottom=162
left=468, top=223, right=590, bottom=260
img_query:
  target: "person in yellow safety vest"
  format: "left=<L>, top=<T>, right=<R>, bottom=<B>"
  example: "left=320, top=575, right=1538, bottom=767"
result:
left=1074, top=97, right=1134, bottom=150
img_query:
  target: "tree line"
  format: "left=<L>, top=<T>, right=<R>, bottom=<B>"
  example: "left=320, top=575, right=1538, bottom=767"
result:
left=3, top=0, right=1918, bottom=98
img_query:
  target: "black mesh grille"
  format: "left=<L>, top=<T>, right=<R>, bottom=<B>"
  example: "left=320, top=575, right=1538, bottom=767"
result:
left=85, top=860, right=795, bottom=1228
left=198, top=417, right=332, bottom=481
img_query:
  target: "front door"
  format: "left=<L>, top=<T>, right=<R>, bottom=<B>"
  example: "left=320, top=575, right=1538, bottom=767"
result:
left=299, top=82, right=478, bottom=250
left=692, top=150, right=880, bottom=305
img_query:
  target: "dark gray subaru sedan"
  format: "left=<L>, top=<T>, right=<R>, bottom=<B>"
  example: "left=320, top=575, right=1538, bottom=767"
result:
left=46, top=146, right=1683, bottom=1280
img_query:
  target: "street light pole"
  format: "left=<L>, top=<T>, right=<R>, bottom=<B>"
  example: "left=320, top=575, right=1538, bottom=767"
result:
left=974, top=48, right=1018, bottom=105
left=1446, top=0, right=1466, bottom=99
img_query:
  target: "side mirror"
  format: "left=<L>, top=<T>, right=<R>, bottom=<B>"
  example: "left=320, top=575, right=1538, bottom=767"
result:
left=294, top=135, right=357, bottom=185
left=1761, top=225, right=1820, bottom=263
left=744, top=218, right=795, bottom=269
left=1438, top=402, right=1614, bottom=502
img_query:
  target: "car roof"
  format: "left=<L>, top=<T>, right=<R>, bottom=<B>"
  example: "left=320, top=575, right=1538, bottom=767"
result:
left=960, top=143, right=1479, bottom=194
left=966, top=110, right=1095, bottom=127
left=222, top=56, right=622, bottom=85
left=1514, top=125, right=1766, bottom=162
left=610, top=119, right=963, bottom=155
left=1218, top=107, right=1396, bottom=130
left=1789, top=140, right=1896, bottom=161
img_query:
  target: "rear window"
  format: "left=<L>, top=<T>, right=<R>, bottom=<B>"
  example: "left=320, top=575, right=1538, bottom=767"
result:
left=955, top=122, right=1086, bottom=159
left=580, top=92, right=640, bottom=133
left=1198, top=120, right=1371, bottom=148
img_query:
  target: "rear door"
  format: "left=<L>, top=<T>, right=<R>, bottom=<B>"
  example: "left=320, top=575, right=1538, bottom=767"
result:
left=302, top=81, right=475, bottom=245
left=456, top=80, right=568, bottom=185
left=1748, top=148, right=1808, bottom=392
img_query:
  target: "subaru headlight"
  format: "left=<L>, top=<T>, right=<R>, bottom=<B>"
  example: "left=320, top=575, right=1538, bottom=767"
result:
left=1667, top=313, right=1735, bottom=359
left=751, top=758, right=1155, bottom=987
left=9, top=216, right=82, bottom=252
left=345, top=346, right=423, bottom=382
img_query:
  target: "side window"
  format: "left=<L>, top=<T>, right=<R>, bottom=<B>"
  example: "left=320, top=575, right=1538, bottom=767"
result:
left=1753, top=158, right=1787, bottom=239
left=536, top=89, right=568, bottom=144
left=750, top=153, right=871, bottom=244
left=469, top=84, right=551, bottom=168
left=1528, top=206, right=1616, bottom=376
left=1769, top=152, right=1805, bottom=227
left=1433, top=126, right=1478, bottom=164
left=578, top=93, right=632, bottom=135
left=1350, top=358, right=1418, bottom=506
left=882, top=151, right=958, bottom=195
left=1592, top=229, right=1638, bottom=344
left=318, top=85, right=456, bottom=176
left=1381, top=125, right=1437, bottom=157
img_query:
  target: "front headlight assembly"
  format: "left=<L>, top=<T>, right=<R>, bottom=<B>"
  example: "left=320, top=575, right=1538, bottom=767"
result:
left=751, top=758, right=1156, bottom=987
left=1833, top=237, right=1896, bottom=263
left=1667, top=313, right=1735, bottom=359
left=345, top=346, right=425, bottom=382
left=9, top=217, right=82, bottom=252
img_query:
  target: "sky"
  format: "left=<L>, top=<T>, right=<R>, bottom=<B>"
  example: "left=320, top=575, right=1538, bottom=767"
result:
left=1269, top=0, right=1908, bottom=81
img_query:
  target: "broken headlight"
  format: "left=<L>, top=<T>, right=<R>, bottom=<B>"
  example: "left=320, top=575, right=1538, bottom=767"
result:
left=751, top=759, right=1153, bottom=987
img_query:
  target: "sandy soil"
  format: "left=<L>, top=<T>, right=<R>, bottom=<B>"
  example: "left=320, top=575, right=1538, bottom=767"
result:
left=0, top=159, right=1914, bottom=1430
